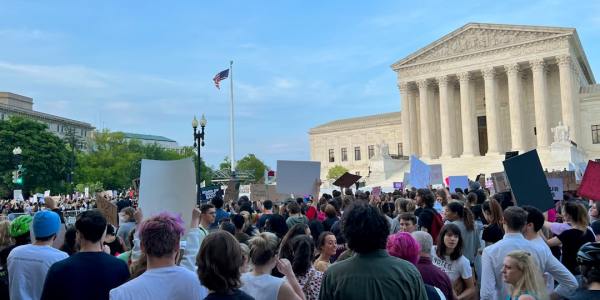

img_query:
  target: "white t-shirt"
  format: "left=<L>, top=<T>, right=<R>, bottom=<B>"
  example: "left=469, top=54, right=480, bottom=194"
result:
left=431, top=246, right=472, bottom=283
left=109, top=265, right=207, bottom=300
left=8, top=244, right=69, bottom=300
left=241, top=272, right=285, bottom=300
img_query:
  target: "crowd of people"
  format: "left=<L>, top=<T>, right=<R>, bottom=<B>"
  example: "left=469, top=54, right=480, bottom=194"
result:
left=0, top=182, right=599, bottom=299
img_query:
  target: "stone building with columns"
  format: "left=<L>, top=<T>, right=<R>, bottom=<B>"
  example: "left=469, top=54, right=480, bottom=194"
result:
left=311, top=23, right=600, bottom=183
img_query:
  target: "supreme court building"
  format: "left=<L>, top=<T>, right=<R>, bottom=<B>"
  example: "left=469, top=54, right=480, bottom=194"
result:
left=310, top=23, right=600, bottom=183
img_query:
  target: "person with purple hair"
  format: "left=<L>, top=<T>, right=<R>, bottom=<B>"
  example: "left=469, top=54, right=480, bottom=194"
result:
left=386, top=232, right=447, bottom=300
left=110, top=211, right=207, bottom=300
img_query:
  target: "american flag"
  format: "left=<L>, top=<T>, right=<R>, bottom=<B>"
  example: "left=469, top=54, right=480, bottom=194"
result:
left=213, top=69, right=229, bottom=89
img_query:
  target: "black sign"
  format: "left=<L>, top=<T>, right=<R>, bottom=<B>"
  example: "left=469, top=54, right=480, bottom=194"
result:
left=200, top=185, right=223, bottom=204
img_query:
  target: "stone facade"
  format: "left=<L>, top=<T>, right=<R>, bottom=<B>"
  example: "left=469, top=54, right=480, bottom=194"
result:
left=310, top=23, right=600, bottom=183
left=0, top=92, right=94, bottom=149
left=309, top=112, right=403, bottom=178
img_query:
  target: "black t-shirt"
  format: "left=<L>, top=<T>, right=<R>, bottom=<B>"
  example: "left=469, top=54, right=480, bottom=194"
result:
left=105, top=239, right=125, bottom=256
left=257, top=213, right=273, bottom=230
left=116, top=199, right=132, bottom=213
left=41, top=251, right=130, bottom=300
left=569, top=289, right=600, bottom=300
left=482, top=223, right=504, bottom=244
left=557, top=228, right=596, bottom=275
left=204, top=289, right=255, bottom=300
left=591, top=220, right=600, bottom=236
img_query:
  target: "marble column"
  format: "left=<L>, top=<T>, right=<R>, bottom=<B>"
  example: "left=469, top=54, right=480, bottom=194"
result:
left=505, top=63, right=526, bottom=152
left=438, top=75, right=453, bottom=157
left=409, top=87, right=420, bottom=156
left=399, top=82, right=411, bottom=156
left=531, top=58, right=551, bottom=149
left=483, top=67, right=501, bottom=155
left=458, top=72, right=478, bottom=156
left=557, top=55, right=577, bottom=144
left=417, top=79, right=431, bottom=158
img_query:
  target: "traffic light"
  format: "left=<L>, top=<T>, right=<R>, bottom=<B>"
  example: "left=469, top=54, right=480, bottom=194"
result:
left=15, top=170, right=23, bottom=185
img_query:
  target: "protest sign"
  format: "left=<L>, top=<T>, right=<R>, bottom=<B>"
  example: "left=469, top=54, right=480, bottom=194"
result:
left=224, top=179, right=240, bottom=204
left=250, top=184, right=268, bottom=201
left=491, top=172, right=511, bottom=193
left=545, top=170, right=578, bottom=191
left=332, top=172, right=362, bottom=188
left=44, top=190, right=50, bottom=197
left=13, top=190, right=24, bottom=201
left=403, top=172, right=410, bottom=187
left=547, top=178, right=564, bottom=201
left=429, top=164, right=443, bottom=185
left=505, top=151, right=519, bottom=160
left=409, top=155, right=430, bottom=188
left=266, top=185, right=289, bottom=203
left=84, top=187, right=89, bottom=198
left=393, top=182, right=404, bottom=190
left=239, top=185, right=251, bottom=194
left=276, top=160, right=321, bottom=196
left=448, top=176, right=469, bottom=192
left=503, top=149, right=554, bottom=211
left=578, top=160, right=600, bottom=201
left=139, top=158, right=197, bottom=226
left=372, top=186, right=382, bottom=198
left=200, top=185, right=222, bottom=204
left=97, top=195, right=118, bottom=227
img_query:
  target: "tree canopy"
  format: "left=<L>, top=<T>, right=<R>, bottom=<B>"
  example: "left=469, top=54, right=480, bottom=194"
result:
left=0, top=116, right=69, bottom=197
left=327, top=165, right=349, bottom=180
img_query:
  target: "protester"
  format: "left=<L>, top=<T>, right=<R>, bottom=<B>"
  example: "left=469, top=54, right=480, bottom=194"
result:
left=264, top=214, right=288, bottom=239
left=197, top=231, right=254, bottom=300
left=233, top=214, right=251, bottom=244
left=60, top=225, right=79, bottom=255
left=589, top=201, right=600, bottom=242
left=41, top=210, right=130, bottom=300
left=522, top=205, right=577, bottom=297
left=444, top=201, right=479, bottom=264
left=481, top=199, right=504, bottom=245
left=412, top=231, right=454, bottom=300
left=321, top=204, right=338, bottom=232
left=546, top=201, right=596, bottom=276
left=199, top=203, right=216, bottom=241
left=257, top=200, right=274, bottom=230
left=104, top=224, right=125, bottom=256
left=0, top=220, right=12, bottom=252
left=502, top=250, right=547, bottom=300
left=0, top=215, right=32, bottom=266
left=279, top=223, right=311, bottom=263
left=308, top=220, right=324, bottom=246
left=286, top=202, right=308, bottom=229
left=319, top=202, right=427, bottom=300
left=241, top=232, right=305, bottom=300
left=314, top=231, right=336, bottom=272
left=8, top=211, right=68, bottom=300
left=210, top=196, right=230, bottom=230
left=117, top=207, right=137, bottom=250
left=280, top=235, right=323, bottom=300
left=386, top=232, right=447, bottom=300
left=571, top=242, right=600, bottom=299
left=431, top=223, right=476, bottom=300
left=415, top=188, right=443, bottom=243
left=110, top=212, right=206, bottom=300
left=398, top=212, right=418, bottom=233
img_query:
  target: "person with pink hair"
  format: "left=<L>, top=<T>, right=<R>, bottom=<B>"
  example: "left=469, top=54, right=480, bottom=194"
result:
left=386, top=232, right=447, bottom=300
left=110, top=211, right=207, bottom=300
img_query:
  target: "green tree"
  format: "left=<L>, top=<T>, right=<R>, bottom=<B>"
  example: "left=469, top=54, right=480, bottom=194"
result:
left=327, top=165, right=349, bottom=180
left=219, top=156, right=231, bottom=171
left=0, top=116, right=69, bottom=197
left=236, top=154, right=268, bottom=183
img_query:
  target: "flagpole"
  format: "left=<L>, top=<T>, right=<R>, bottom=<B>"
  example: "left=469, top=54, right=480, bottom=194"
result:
left=229, top=60, right=236, bottom=176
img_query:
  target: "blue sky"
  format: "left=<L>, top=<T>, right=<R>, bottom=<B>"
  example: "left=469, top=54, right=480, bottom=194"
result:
left=1, top=1, right=599, bottom=169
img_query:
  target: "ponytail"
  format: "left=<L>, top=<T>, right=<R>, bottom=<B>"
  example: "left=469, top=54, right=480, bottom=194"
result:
left=447, top=201, right=474, bottom=231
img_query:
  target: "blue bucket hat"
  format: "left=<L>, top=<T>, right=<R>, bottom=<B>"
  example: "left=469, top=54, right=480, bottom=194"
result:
left=32, top=211, right=61, bottom=239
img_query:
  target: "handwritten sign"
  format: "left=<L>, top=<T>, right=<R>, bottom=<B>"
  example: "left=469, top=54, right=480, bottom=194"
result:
left=547, top=178, right=564, bottom=201
left=491, top=172, right=511, bottom=193
left=200, top=185, right=222, bottom=204
left=224, top=179, right=240, bottom=204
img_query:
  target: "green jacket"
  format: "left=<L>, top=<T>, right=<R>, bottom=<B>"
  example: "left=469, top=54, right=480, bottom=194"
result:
left=319, top=249, right=428, bottom=300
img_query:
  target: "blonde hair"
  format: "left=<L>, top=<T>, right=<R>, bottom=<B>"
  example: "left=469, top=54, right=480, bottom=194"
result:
left=505, top=250, right=546, bottom=299
left=0, top=220, right=12, bottom=249
left=248, top=232, right=280, bottom=266
left=395, top=198, right=416, bottom=214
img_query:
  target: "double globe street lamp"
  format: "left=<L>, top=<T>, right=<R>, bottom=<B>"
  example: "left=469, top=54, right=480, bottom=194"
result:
left=192, top=114, right=207, bottom=204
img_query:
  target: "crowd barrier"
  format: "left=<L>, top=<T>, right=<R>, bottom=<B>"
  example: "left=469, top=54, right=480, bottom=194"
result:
left=0, top=209, right=87, bottom=225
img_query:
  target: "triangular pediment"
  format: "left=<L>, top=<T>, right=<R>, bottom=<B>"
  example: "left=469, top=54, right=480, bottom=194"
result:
left=392, top=23, right=574, bottom=68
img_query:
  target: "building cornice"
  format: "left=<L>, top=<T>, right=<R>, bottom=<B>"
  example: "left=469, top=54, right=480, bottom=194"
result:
left=309, top=112, right=401, bottom=134
left=0, top=103, right=94, bottom=129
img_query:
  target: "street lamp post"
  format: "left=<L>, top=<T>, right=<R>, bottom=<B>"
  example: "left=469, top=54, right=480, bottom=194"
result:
left=192, top=114, right=207, bottom=204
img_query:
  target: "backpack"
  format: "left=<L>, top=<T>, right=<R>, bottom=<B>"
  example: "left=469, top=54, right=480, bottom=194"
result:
left=425, top=208, right=444, bottom=244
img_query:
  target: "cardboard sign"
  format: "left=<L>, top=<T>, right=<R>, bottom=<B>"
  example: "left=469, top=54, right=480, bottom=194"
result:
left=409, top=155, right=430, bottom=188
left=372, top=186, right=382, bottom=198
left=239, top=185, right=251, bottom=194
left=224, top=179, right=241, bottom=204
left=250, top=184, right=268, bottom=201
left=503, top=149, right=554, bottom=211
left=546, top=170, right=578, bottom=191
left=200, top=185, right=223, bottom=204
left=491, top=172, right=511, bottom=193
left=547, top=178, right=564, bottom=201
left=332, top=172, right=362, bottom=188
left=393, top=182, right=404, bottom=190
left=448, top=176, right=469, bottom=192
left=579, top=160, right=600, bottom=201
left=139, top=158, right=197, bottom=226
left=276, top=160, right=321, bottom=196
left=97, top=195, right=118, bottom=227
left=429, top=164, right=443, bottom=185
